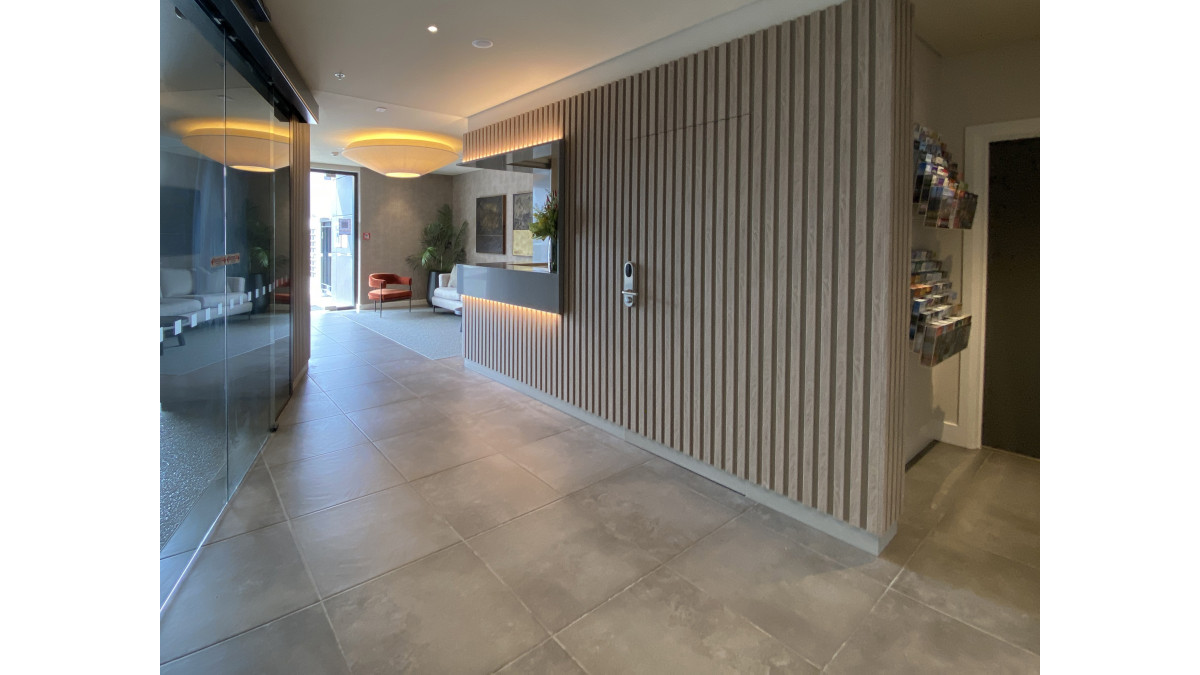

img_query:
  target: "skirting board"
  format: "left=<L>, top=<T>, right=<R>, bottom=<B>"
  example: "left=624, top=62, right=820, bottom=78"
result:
left=292, top=362, right=310, bottom=393
left=465, top=359, right=896, bottom=556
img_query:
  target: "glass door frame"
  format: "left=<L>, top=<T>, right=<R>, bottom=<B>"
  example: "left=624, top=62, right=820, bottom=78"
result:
left=309, top=168, right=360, bottom=311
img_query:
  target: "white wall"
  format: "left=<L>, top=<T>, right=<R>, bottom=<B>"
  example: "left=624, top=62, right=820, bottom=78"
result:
left=903, top=37, right=1039, bottom=460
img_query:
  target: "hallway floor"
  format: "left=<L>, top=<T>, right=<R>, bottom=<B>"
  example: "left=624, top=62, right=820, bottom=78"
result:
left=159, top=312, right=1040, bottom=673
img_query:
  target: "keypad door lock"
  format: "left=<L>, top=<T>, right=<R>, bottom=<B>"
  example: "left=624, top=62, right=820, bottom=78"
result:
left=622, top=261, right=636, bottom=308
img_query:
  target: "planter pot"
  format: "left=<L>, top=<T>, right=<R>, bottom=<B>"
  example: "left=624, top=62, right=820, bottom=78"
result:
left=427, top=270, right=440, bottom=305
left=250, top=273, right=269, bottom=313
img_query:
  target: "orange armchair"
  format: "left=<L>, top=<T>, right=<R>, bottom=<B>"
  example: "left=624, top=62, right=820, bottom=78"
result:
left=367, top=273, right=413, bottom=315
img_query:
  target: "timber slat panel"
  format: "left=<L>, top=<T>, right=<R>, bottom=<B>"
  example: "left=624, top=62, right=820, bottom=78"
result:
left=460, top=0, right=910, bottom=536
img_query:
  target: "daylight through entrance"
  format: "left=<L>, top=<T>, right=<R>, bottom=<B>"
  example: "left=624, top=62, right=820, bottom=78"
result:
left=309, top=170, right=357, bottom=310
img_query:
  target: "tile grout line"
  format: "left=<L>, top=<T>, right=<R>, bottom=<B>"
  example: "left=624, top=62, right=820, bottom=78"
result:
left=263, top=456, right=357, bottom=674
left=886, top=584, right=1040, bottom=657
left=550, top=635, right=594, bottom=675
left=398, top=478, right=575, bottom=672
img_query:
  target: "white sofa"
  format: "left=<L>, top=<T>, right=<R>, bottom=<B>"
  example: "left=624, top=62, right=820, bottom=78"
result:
left=430, top=265, right=463, bottom=315
left=160, top=266, right=254, bottom=322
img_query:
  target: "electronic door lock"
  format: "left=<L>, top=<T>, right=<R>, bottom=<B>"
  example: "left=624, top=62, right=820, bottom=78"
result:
left=622, top=261, right=636, bottom=308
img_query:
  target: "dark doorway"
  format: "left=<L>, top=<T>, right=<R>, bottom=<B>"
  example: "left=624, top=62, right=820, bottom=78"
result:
left=981, top=137, right=1039, bottom=457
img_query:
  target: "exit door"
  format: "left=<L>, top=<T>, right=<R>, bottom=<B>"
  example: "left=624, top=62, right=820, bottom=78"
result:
left=310, top=171, right=358, bottom=309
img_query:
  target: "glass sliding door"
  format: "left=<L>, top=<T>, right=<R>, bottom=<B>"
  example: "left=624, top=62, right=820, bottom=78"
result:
left=159, top=0, right=293, bottom=606
left=159, top=0, right=232, bottom=600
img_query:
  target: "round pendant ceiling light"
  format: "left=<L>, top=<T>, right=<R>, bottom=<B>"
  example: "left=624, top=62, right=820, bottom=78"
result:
left=340, top=136, right=459, bottom=178
left=181, top=126, right=290, bottom=173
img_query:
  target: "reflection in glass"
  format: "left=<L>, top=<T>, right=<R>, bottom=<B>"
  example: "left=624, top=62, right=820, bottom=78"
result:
left=159, top=0, right=292, bottom=606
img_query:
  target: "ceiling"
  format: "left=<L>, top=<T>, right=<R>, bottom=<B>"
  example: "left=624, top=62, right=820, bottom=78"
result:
left=257, top=0, right=1038, bottom=173
left=911, top=0, right=1039, bottom=57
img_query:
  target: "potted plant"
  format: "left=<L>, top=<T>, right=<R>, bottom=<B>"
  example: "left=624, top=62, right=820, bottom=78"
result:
left=530, top=191, right=558, bottom=272
left=245, top=208, right=273, bottom=313
left=407, top=204, right=468, bottom=304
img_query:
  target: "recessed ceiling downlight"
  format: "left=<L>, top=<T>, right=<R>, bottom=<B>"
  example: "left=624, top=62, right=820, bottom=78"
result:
left=472, top=39, right=493, bottom=48
left=427, top=25, right=438, bottom=33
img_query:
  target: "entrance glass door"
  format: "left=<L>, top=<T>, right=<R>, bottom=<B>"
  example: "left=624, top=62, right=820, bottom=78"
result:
left=310, top=171, right=357, bottom=309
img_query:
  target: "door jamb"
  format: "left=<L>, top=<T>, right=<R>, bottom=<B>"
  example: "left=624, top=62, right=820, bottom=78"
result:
left=944, top=118, right=1039, bottom=449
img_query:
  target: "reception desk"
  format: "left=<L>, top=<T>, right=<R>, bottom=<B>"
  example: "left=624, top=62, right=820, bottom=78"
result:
left=458, top=262, right=561, bottom=314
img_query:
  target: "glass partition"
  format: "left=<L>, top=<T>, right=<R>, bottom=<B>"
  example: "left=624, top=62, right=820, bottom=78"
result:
left=159, top=0, right=293, bottom=606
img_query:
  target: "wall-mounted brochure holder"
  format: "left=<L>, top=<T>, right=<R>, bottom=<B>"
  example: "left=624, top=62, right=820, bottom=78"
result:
left=913, top=125, right=978, bottom=230
left=910, top=249, right=971, bottom=366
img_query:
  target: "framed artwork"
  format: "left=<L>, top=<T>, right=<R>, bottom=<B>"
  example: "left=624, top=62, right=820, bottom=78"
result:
left=476, top=195, right=505, bottom=254
left=512, top=192, right=533, bottom=257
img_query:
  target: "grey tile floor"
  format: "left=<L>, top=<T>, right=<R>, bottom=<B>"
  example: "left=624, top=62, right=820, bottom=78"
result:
left=160, top=312, right=1040, bottom=673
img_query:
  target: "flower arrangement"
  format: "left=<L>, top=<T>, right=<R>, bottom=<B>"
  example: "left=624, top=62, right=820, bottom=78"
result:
left=529, top=191, right=558, bottom=241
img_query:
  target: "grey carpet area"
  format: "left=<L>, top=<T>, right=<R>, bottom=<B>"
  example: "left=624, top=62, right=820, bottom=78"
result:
left=339, top=306, right=463, bottom=360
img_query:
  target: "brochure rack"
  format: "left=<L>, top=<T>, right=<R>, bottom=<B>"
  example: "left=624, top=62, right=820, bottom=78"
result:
left=913, top=125, right=978, bottom=229
left=910, top=249, right=971, bottom=366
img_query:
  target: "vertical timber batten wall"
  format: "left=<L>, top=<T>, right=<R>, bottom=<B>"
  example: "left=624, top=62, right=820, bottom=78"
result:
left=463, top=0, right=911, bottom=538
left=290, top=119, right=311, bottom=386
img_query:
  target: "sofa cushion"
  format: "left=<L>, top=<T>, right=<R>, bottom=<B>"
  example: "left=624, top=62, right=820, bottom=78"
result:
left=185, top=292, right=250, bottom=310
left=448, top=264, right=459, bottom=288
left=161, top=268, right=193, bottom=297
left=432, top=286, right=460, bottom=302
left=161, top=297, right=202, bottom=316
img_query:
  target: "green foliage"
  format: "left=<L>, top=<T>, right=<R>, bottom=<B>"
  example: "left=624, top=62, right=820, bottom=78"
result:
left=530, top=191, right=558, bottom=240
left=246, top=204, right=273, bottom=273
left=406, top=204, right=468, bottom=273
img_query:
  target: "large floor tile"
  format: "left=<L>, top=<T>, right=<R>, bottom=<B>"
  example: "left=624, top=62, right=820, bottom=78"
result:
left=418, top=380, right=523, bottom=418
left=826, top=590, right=1038, bottom=674
left=209, top=466, right=286, bottom=543
left=308, top=364, right=389, bottom=392
left=341, top=335, right=406, bottom=354
left=372, top=423, right=501, bottom=481
left=469, top=499, right=660, bottom=631
left=496, top=640, right=584, bottom=674
left=161, top=605, right=349, bottom=675
left=160, top=550, right=192, bottom=606
left=517, top=398, right=587, bottom=430
left=324, top=544, right=546, bottom=674
left=667, top=516, right=885, bottom=667
left=263, top=415, right=369, bottom=466
left=270, top=443, right=406, bottom=518
left=160, top=522, right=319, bottom=663
left=410, top=454, right=560, bottom=537
left=276, top=390, right=343, bottom=426
left=505, top=425, right=651, bottom=494
left=558, top=568, right=817, bottom=675
left=344, top=397, right=448, bottom=442
left=308, top=340, right=352, bottom=359
left=307, top=353, right=368, bottom=374
left=374, top=358, right=449, bottom=380
left=391, top=366, right=481, bottom=397
left=742, top=504, right=925, bottom=586
left=459, top=402, right=578, bottom=452
left=569, top=464, right=740, bottom=561
left=935, top=450, right=1040, bottom=568
left=291, top=485, right=460, bottom=597
left=641, top=457, right=756, bottom=512
left=354, top=343, right=425, bottom=366
left=902, top=443, right=988, bottom=532
left=893, top=530, right=1040, bottom=653
left=324, top=379, right=418, bottom=414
